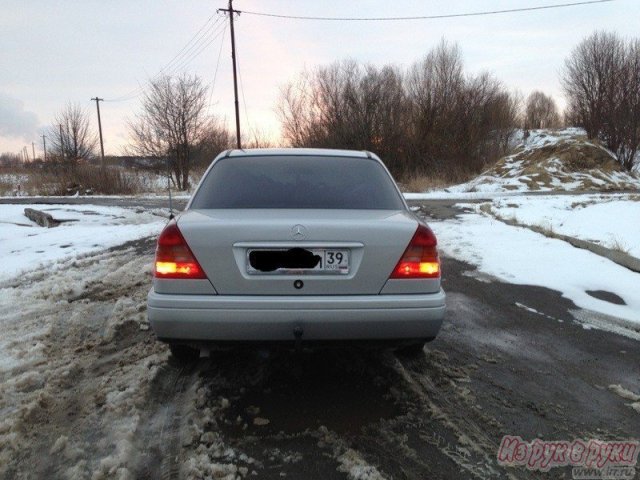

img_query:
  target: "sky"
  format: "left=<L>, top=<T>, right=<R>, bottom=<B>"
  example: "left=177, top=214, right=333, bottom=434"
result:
left=0, top=0, right=638, bottom=157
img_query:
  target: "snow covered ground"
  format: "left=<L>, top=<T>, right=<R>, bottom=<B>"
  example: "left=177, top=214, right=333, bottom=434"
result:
left=0, top=204, right=167, bottom=282
left=483, top=194, right=640, bottom=258
left=431, top=211, right=640, bottom=327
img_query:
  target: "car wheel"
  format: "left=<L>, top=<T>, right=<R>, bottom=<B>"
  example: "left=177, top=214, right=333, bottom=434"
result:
left=169, top=343, right=200, bottom=363
left=395, top=341, right=426, bottom=358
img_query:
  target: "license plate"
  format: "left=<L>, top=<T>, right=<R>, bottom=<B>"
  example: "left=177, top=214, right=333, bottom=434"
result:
left=246, top=248, right=350, bottom=275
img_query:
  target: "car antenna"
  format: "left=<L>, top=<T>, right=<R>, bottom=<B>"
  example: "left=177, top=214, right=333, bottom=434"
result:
left=166, top=154, right=174, bottom=220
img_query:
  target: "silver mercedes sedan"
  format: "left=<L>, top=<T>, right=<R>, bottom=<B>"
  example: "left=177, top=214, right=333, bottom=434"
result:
left=147, top=148, right=445, bottom=361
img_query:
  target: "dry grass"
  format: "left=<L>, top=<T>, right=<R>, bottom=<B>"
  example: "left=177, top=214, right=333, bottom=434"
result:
left=0, top=162, right=205, bottom=196
left=519, top=140, right=618, bottom=171
left=482, top=203, right=518, bottom=223
left=502, top=184, right=521, bottom=191
left=0, top=179, right=13, bottom=195
left=478, top=203, right=493, bottom=216
left=25, top=164, right=143, bottom=195
left=536, top=220, right=556, bottom=236
left=505, top=211, right=518, bottom=223
left=402, top=174, right=452, bottom=193
left=609, top=236, right=631, bottom=255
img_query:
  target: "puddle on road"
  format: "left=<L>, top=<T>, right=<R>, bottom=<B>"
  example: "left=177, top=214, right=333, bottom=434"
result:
left=585, top=289, right=626, bottom=305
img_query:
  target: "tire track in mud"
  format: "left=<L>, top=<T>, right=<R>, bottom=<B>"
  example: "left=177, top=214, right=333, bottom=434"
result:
left=131, top=362, right=201, bottom=480
left=387, top=352, right=531, bottom=480
left=158, top=365, right=196, bottom=480
left=179, top=346, right=532, bottom=479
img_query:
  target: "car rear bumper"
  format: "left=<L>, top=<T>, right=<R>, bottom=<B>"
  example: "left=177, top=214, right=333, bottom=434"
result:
left=147, top=289, right=446, bottom=342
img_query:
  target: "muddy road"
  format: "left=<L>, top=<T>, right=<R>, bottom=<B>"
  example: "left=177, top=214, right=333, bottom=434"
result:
left=0, top=200, right=638, bottom=479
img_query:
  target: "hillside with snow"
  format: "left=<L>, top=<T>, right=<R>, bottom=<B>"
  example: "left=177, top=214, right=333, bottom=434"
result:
left=429, top=128, right=640, bottom=195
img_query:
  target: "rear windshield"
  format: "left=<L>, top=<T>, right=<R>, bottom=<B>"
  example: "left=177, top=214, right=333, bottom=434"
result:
left=189, top=155, right=405, bottom=210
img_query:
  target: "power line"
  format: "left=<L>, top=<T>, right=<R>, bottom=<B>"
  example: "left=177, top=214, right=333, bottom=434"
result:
left=107, top=20, right=225, bottom=102
left=241, top=0, right=613, bottom=21
left=160, top=15, right=219, bottom=73
left=206, top=22, right=228, bottom=116
left=106, top=16, right=225, bottom=102
left=105, top=23, right=226, bottom=103
left=157, top=18, right=226, bottom=76
left=107, top=17, right=223, bottom=101
left=163, top=22, right=227, bottom=76
left=235, top=44, right=251, bottom=141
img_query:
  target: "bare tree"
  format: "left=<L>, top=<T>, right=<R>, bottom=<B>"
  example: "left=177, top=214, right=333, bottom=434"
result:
left=562, top=31, right=640, bottom=170
left=191, top=118, right=234, bottom=170
left=128, top=74, right=211, bottom=190
left=611, top=38, right=640, bottom=170
left=48, top=103, right=97, bottom=162
left=406, top=40, right=517, bottom=176
left=524, top=91, right=561, bottom=129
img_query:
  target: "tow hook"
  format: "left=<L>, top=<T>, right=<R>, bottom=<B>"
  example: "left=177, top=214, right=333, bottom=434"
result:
left=293, top=326, right=303, bottom=351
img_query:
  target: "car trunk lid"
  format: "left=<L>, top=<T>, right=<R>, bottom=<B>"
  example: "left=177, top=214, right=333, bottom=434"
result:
left=177, top=209, right=422, bottom=295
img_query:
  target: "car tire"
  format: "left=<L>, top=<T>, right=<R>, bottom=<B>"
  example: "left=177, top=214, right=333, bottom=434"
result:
left=395, top=341, right=426, bottom=358
left=169, top=343, right=200, bottom=363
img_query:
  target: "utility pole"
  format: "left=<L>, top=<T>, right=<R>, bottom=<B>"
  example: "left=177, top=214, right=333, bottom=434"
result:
left=91, top=97, right=105, bottom=169
left=42, top=134, right=47, bottom=161
left=32, top=142, right=36, bottom=161
left=59, top=124, right=65, bottom=158
left=218, top=0, right=242, bottom=149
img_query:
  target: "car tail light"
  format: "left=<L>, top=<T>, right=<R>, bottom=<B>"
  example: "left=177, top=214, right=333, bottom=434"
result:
left=154, top=220, right=206, bottom=279
left=390, top=224, right=440, bottom=279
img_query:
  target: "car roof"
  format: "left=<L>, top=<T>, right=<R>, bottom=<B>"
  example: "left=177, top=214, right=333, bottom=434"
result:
left=222, top=148, right=375, bottom=159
